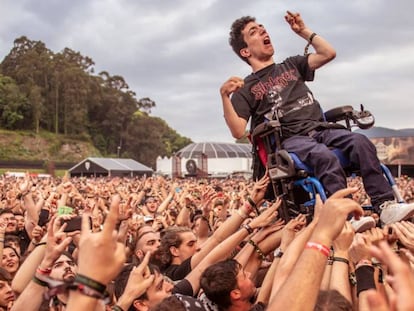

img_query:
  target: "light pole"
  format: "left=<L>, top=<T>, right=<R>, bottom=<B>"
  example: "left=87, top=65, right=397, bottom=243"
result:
left=117, top=146, right=121, bottom=158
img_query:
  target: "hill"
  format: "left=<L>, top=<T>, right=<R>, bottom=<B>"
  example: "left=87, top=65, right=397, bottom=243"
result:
left=0, top=129, right=100, bottom=163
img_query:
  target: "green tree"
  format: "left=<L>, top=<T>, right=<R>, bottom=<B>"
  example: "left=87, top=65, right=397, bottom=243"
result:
left=0, top=74, right=28, bottom=129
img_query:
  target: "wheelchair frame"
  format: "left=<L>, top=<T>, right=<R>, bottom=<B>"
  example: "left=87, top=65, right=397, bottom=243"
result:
left=251, top=105, right=404, bottom=222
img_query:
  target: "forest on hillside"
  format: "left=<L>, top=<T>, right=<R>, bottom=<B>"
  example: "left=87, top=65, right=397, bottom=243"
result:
left=0, top=36, right=192, bottom=168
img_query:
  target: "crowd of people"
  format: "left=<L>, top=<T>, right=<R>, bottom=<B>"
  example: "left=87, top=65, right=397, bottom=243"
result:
left=0, top=172, right=413, bottom=310
left=0, top=6, right=413, bottom=311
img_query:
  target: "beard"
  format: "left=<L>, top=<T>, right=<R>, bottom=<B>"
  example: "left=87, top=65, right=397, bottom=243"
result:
left=62, top=270, right=76, bottom=283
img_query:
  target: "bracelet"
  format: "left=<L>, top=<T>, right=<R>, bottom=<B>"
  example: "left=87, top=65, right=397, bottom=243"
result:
left=32, top=275, right=49, bottom=287
left=308, top=32, right=317, bottom=43
left=304, top=32, right=317, bottom=55
left=35, top=242, right=47, bottom=247
left=242, top=224, right=254, bottom=235
left=305, top=241, right=330, bottom=257
left=112, top=305, right=125, bottom=311
left=248, top=240, right=266, bottom=261
left=247, top=197, right=260, bottom=215
left=75, top=274, right=106, bottom=295
left=332, top=256, right=350, bottom=265
left=37, top=266, right=52, bottom=275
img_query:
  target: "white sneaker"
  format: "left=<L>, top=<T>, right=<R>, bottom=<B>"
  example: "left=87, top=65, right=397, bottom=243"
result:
left=379, top=201, right=414, bottom=225
left=350, top=216, right=376, bottom=233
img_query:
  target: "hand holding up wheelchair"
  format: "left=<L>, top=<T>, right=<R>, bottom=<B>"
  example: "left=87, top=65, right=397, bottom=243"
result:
left=312, top=188, right=364, bottom=244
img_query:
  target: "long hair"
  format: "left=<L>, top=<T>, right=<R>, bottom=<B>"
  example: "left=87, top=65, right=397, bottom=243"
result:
left=156, top=226, right=192, bottom=269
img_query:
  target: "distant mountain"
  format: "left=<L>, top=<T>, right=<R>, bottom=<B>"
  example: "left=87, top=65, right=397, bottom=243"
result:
left=355, top=126, right=414, bottom=138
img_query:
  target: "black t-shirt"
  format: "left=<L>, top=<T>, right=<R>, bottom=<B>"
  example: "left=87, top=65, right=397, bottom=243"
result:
left=231, top=55, right=326, bottom=139
left=173, top=278, right=194, bottom=297
left=163, top=256, right=192, bottom=281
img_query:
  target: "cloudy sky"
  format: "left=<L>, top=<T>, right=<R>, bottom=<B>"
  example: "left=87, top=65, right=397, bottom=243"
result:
left=1, top=0, right=413, bottom=143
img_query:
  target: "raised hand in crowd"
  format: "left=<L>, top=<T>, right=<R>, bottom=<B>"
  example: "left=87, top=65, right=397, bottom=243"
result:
left=391, top=220, right=414, bottom=253
left=66, top=195, right=126, bottom=311
left=365, top=241, right=414, bottom=311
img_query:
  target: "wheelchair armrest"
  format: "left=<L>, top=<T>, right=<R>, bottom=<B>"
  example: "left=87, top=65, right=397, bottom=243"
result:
left=325, top=105, right=375, bottom=130
left=251, top=120, right=281, bottom=140
left=324, top=105, right=354, bottom=123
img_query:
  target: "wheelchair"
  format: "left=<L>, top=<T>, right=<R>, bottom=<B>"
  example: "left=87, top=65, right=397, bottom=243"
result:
left=251, top=99, right=404, bottom=222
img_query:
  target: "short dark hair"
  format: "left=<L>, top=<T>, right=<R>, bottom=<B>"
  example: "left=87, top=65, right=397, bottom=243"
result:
left=314, top=290, right=353, bottom=311
left=0, top=209, right=14, bottom=216
left=152, top=295, right=186, bottom=311
left=200, top=259, right=241, bottom=309
left=114, top=263, right=161, bottom=311
left=229, top=16, right=256, bottom=64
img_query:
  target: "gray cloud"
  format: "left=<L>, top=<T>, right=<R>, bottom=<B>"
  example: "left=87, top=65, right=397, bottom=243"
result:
left=1, top=0, right=413, bottom=143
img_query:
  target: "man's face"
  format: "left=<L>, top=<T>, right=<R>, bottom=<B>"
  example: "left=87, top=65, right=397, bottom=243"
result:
left=14, top=215, right=25, bottom=231
left=0, top=213, right=17, bottom=233
left=135, top=231, right=160, bottom=260
left=145, top=198, right=158, bottom=213
left=175, top=231, right=198, bottom=263
left=50, top=254, right=77, bottom=282
left=0, top=280, right=14, bottom=308
left=241, top=21, right=274, bottom=63
left=235, top=268, right=256, bottom=301
left=137, top=271, right=174, bottom=309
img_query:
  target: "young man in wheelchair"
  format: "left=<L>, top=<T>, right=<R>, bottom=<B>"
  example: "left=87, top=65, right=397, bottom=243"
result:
left=220, top=11, right=414, bottom=230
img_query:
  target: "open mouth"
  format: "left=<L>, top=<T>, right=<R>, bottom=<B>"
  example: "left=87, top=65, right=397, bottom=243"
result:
left=263, top=37, right=271, bottom=45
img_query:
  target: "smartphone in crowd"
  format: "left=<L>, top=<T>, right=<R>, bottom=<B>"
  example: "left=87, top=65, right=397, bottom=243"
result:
left=62, top=216, right=91, bottom=232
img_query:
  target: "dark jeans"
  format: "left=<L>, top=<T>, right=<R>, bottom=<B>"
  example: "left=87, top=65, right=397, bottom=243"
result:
left=282, top=128, right=394, bottom=210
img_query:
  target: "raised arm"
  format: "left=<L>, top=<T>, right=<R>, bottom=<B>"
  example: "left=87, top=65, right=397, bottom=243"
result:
left=284, top=11, right=336, bottom=70
left=268, top=188, right=363, bottom=310
left=190, top=175, right=270, bottom=269
left=220, top=76, right=248, bottom=139
left=329, top=222, right=354, bottom=303
left=186, top=202, right=279, bottom=294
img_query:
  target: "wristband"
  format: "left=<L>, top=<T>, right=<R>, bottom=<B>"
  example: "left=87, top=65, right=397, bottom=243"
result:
left=355, top=265, right=376, bottom=296
left=74, top=274, right=106, bottom=295
left=305, top=241, right=330, bottom=257
left=332, top=257, right=349, bottom=265
left=112, top=305, right=125, bottom=311
left=242, top=224, right=254, bottom=235
left=37, top=266, right=52, bottom=275
left=32, top=275, right=49, bottom=287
